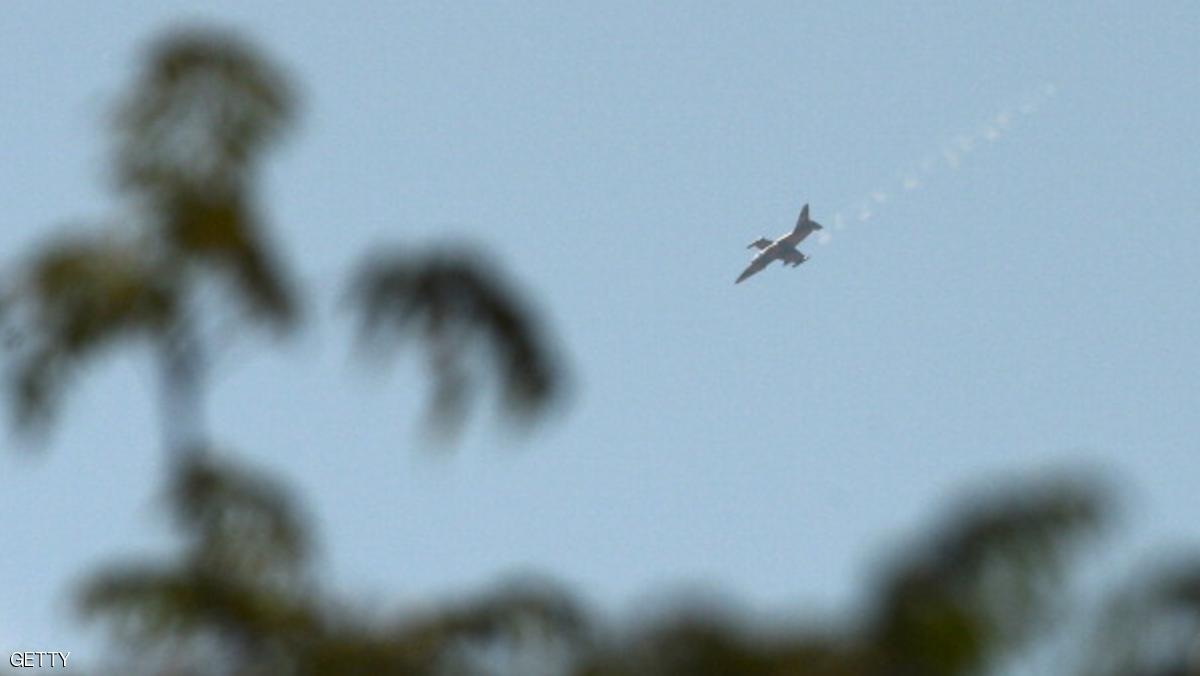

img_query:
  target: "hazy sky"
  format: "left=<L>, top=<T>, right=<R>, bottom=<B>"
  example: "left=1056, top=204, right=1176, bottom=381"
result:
left=3, top=2, right=1198, bottom=667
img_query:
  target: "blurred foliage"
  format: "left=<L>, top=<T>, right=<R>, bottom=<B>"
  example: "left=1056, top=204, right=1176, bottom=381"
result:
left=79, top=456, right=320, bottom=672
left=2, top=234, right=175, bottom=428
left=113, top=28, right=300, bottom=330
left=1080, top=557, right=1200, bottom=676
left=81, top=458, right=1182, bottom=676
left=1, top=27, right=299, bottom=440
left=350, top=248, right=563, bottom=435
left=1, top=26, right=560, bottom=444
left=79, top=453, right=588, bottom=675
left=863, top=477, right=1105, bottom=676
left=114, top=29, right=294, bottom=196
left=6, top=23, right=1198, bottom=676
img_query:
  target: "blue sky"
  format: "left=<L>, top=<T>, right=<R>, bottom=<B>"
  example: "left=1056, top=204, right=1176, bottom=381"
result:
left=3, top=1, right=1198, bottom=667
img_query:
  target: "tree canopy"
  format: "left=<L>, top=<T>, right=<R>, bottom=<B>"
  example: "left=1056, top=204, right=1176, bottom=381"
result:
left=3, top=25, right=1198, bottom=676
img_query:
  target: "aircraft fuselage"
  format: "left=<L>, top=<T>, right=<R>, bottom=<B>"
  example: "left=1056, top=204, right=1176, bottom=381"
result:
left=735, top=204, right=823, bottom=284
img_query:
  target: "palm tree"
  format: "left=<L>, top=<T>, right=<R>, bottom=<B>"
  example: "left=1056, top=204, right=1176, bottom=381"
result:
left=8, top=24, right=1200, bottom=676
left=1, top=26, right=562, bottom=459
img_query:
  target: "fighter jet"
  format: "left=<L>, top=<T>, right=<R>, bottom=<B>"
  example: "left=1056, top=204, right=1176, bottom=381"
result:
left=735, top=203, right=824, bottom=284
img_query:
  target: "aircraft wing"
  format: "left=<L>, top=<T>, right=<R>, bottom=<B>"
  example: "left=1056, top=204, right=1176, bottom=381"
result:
left=735, top=254, right=773, bottom=284
left=747, top=237, right=772, bottom=250
left=778, top=248, right=807, bottom=266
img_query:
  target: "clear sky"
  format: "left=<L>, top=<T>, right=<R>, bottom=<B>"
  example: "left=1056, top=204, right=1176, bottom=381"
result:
left=3, top=1, right=1198, bottom=667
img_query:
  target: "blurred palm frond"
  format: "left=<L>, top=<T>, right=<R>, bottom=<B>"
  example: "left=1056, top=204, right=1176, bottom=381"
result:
left=349, top=248, right=563, bottom=435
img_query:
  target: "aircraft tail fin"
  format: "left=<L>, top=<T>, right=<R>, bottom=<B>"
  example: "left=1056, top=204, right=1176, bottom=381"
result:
left=794, top=203, right=810, bottom=231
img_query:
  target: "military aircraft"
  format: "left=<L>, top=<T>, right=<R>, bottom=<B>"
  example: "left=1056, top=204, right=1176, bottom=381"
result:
left=735, top=203, right=824, bottom=284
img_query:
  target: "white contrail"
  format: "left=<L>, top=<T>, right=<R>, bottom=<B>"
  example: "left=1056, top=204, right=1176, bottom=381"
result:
left=857, top=202, right=873, bottom=222
left=817, top=82, right=1057, bottom=246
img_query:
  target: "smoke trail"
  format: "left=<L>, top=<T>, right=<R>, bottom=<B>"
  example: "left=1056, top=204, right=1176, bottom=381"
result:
left=816, top=82, right=1057, bottom=246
